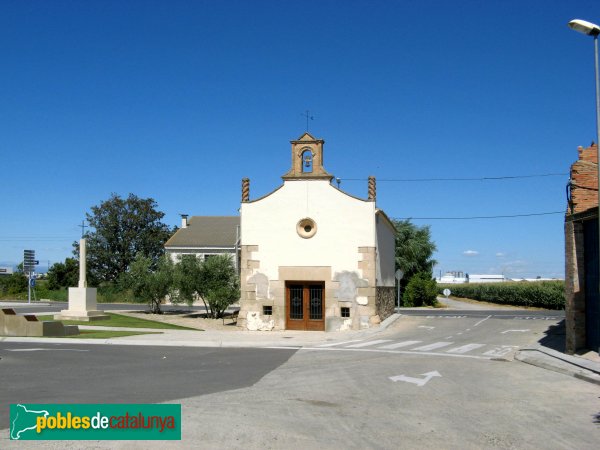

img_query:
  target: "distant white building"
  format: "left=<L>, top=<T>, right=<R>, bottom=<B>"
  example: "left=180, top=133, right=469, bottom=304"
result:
left=437, top=271, right=507, bottom=284
left=468, top=274, right=507, bottom=283
left=0, top=266, right=13, bottom=276
left=438, top=271, right=468, bottom=284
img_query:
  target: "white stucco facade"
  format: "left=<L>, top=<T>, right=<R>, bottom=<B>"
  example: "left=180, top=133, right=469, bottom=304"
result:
left=241, top=180, right=376, bottom=279
left=238, top=133, right=396, bottom=332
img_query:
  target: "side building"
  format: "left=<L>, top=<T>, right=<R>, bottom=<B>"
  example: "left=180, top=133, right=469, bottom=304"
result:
left=164, top=216, right=240, bottom=268
left=238, top=133, right=396, bottom=332
left=565, top=143, right=600, bottom=354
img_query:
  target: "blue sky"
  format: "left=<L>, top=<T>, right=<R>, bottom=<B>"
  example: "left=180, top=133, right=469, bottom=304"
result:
left=1, top=0, right=598, bottom=278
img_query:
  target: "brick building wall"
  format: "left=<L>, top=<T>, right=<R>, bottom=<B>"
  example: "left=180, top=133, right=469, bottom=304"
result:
left=569, top=144, right=598, bottom=214
left=565, top=143, right=598, bottom=353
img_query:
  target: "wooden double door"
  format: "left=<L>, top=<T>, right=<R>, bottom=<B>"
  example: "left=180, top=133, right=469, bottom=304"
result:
left=286, top=282, right=325, bottom=331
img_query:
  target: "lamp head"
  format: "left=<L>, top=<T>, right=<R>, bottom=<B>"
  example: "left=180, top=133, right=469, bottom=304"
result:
left=568, top=19, right=600, bottom=37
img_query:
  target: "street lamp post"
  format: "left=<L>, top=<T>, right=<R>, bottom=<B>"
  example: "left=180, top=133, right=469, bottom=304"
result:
left=569, top=19, right=600, bottom=352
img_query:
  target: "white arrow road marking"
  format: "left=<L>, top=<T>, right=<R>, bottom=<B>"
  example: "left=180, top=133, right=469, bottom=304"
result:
left=389, top=371, right=442, bottom=387
left=346, top=339, right=392, bottom=348
left=418, top=326, right=435, bottom=330
left=412, top=342, right=453, bottom=351
left=5, top=348, right=89, bottom=352
left=501, top=329, right=530, bottom=334
left=378, top=340, right=422, bottom=349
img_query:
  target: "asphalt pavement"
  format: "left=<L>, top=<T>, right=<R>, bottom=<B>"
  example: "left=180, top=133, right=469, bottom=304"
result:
left=2, top=299, right=600, bottom=449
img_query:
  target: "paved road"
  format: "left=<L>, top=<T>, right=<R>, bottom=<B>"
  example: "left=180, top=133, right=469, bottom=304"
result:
left=186, top=344, right=598, bottom=450
left=0, top=343, right=296, bottom=429
left=2, top=314, right=597, bottom=449
left=399, top=307, right=564, bottom=320
left=300, top=313, right=563, bottom=360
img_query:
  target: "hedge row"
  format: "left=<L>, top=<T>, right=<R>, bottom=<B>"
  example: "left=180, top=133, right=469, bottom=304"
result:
left=438, top=281, right=565, bottom=310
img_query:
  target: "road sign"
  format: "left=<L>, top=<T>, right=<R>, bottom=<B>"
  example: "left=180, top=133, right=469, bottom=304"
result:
left=30, top=279, right=36, bottom=287
left=395, top=269, right=404, bottom=280
left=34, top=260, right=39, bottom=265
left=443, top=288, right=451, bottom=297
left=24, top=250, right=36, bottom=273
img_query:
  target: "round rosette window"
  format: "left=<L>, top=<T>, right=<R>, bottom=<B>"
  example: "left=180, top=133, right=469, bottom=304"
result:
left=296, top=218, right=317, bottom=239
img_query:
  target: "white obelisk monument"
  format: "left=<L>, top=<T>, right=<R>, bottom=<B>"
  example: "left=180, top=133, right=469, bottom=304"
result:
left=55, top=239, right=109, bottom=321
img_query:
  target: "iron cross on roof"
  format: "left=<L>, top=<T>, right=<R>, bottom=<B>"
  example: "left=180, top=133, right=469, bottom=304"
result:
left=301, top=110, right=314, bottom=132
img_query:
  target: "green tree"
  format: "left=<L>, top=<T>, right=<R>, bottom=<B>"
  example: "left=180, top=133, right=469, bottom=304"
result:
left=403, top=271, right=438, bottom=307
left=47, top=258, right=79, bottom=290
left=172, top=254, right=201, bottom=307
left=393, top=219, right=437, bottom=292
left=79, top=193, right=173, bottom=284
left=125, top=254, right=176, bottom=314
left=197, top=255, right=240, bottom=319
left=0, top=272, right=28, bottom=296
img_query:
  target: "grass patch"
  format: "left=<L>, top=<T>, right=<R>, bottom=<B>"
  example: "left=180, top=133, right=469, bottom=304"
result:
left=37, top=313, right=199, bottom=330
left=60, top=330, right=163, bottom=339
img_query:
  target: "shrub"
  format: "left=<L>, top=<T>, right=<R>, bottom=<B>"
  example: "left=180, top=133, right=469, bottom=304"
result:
left=438, top=281, right=564, bottom=310
left=404, top=272, right=438, bottom=307
left=0, top=273, right=28, bottom=296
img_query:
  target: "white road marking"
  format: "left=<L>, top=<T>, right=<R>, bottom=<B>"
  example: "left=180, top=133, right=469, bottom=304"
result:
left=446, top=343, right=485, bottom=354
left=501, top=329, right=530, bottom=334
left=378, top=340, right=422, bottom=349
left=318, top=340, right=364, bottom=348
left=389, top=370, right=441, bottom=387
left=294, top=347, right=492, bottom=360
left=412, top=341, right=454, bottom=351
left=5, top=348, right=89, bottom=352
left=474, top=315, right=492, bottom=327
left=483, top=346, right=518, bottom=357
left=346, top=339, right=392, bottom=348
left=418, top=326, right=435, bottom=330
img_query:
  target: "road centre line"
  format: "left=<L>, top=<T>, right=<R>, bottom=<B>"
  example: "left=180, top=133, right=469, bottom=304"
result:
left=5, top=348, right=90, bottom=352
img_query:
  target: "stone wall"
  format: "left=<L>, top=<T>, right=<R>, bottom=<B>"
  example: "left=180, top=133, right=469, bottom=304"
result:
left=376, top=286, right=395, bottom=322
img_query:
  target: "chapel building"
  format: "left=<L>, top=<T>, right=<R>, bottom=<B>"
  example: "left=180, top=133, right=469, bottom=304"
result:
left=238, top=133, right=396, bottom=331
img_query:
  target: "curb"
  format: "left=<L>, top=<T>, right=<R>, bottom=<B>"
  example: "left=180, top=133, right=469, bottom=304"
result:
left=515, top=349, right=600, bottom=386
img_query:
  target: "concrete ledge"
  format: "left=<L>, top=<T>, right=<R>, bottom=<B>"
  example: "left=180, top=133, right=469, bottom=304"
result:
left=1, top=308, right=80, bottom=337
left=55, top=311, right=110, bottom=321
left=515, top=348, right=600, bottom=386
